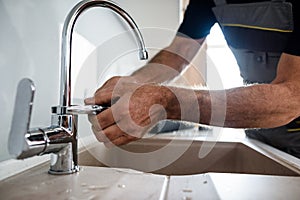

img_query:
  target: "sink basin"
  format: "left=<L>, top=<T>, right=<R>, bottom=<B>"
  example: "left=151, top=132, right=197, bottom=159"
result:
left=79, top=134, right=300, bottom=176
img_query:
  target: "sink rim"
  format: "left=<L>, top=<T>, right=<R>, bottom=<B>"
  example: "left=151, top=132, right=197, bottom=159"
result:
left=78, top=134, right=300, bottom=176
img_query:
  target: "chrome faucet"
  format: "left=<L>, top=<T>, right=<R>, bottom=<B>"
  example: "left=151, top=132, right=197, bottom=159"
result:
left=8, top=0, right=148, bottom=175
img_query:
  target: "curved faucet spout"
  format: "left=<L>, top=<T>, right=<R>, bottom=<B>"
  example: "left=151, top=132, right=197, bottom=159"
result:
left=60, top=0, right=148, bottom=108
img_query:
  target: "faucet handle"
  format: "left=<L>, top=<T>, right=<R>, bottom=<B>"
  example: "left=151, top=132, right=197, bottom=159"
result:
left=66, top=105, right=107, bottom=115
left=8, top=78, right=35, bottom=158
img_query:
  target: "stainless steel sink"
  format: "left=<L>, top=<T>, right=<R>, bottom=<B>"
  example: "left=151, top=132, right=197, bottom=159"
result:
left=79, top=136, right=300, bottom=176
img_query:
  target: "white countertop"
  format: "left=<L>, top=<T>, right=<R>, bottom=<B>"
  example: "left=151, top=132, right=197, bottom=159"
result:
left=1, top=127, right=300, bottom=199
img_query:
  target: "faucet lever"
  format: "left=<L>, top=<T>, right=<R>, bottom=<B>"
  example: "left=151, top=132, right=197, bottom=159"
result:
left=8, top=78, right=77, bottom=169
left=8, top=78, right=36, bottom=158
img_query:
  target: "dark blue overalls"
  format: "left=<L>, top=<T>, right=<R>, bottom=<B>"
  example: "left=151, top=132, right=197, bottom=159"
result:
left=212, top=0, right=300, bottom=158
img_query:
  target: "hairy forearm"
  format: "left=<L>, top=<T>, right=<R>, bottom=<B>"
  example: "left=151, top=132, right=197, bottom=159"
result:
left=165, top=53, right=300, bottom=129
left=166, top=82, right=299, bottom=128
left=131, top=36, right=204, bottom=83
left=196, top=84, right=299, bottom=128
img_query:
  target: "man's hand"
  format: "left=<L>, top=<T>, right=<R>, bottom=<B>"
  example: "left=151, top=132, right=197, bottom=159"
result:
left=83, top=35, right=206, bottom=147
left=86, top=84, right=180, bottom=147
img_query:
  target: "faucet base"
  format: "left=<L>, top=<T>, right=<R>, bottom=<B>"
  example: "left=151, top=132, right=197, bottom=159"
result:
left=48, top=166, right=80, bottom=175
left=48, top=143, right=79, bottom=175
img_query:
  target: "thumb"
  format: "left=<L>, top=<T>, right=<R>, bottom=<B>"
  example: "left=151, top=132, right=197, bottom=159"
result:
left=84, top=97, right=95, bottom=105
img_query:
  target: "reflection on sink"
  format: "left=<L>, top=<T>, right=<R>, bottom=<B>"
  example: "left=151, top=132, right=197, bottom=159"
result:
left=79, top=137, right=300, bottom=176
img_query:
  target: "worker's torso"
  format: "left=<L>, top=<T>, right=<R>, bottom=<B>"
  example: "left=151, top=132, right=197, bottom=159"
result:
left=213, top=0, right=293, bottom=83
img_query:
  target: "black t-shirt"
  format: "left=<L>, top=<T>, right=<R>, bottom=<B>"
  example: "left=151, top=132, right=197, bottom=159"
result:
left=178, top=0, right=300, bottom=56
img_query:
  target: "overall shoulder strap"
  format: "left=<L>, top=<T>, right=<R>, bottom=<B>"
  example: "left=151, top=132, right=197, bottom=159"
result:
left=213, top=0, right=227, bottom=6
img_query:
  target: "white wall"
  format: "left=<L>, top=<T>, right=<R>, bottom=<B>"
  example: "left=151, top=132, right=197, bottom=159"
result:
left=0, top=0, right=180, bottom=162
left=206, top=24, right=243, bottom=90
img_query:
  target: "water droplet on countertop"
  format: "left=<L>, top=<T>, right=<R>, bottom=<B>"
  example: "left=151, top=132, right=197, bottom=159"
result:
left=182, top=196, right=192, bottom=200
left=65, top=189, right=72, bottom=193
left=88, top=195, right=95, bottom=200
left=88, top=195, right=101, bottom=200
left=182, top=188, right=193, bottom=193
left=88, top=185, right=108, bottom=190
left=117, top=184, right=126, bottom=188
left=81, top=183, right=88, bottom=187
left=83, top=189, right=89, bottom=194
left=31, top=185, right=39, bottom=190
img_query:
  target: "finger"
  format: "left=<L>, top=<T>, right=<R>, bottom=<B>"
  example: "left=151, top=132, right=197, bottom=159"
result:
left=101, top=124, right=124, bottom=142
left=96, top=108, right=116, bottom=130
left=88, top=115, right=101, bottom=129
left=84, top=97, right=95, bottom=105
left=88, top=108, right=116, bottom=130
left=85, top=89, right=120, bottom=106
left=115, top=111, right=151, bottom=138
left=92, top=79, right=141, bottom=105
left=92, top=123, right=124, bottom=143
left=88, top=113, right=115, bottom=141
left=92, top=123, right=132, bottom=144
left=91, top=125, right=108, bottom=142
left=84, top=87, right=114, bottom=106
left=93, top=89, right=114, bottom=105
